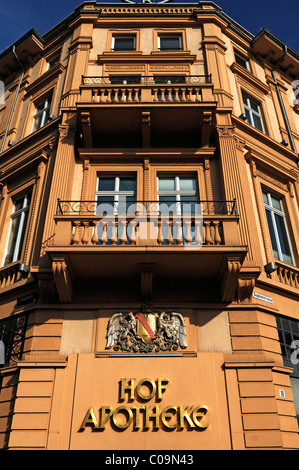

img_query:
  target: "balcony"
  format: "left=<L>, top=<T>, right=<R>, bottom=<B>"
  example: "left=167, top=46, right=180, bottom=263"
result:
left=46, top=200, right=248, bottom=304
left=77, top=75, right=216, bottom=148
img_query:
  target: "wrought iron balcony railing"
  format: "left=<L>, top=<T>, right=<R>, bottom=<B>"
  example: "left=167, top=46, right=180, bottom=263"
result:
left=53, top=199, right=240, bottom=248
left=0, top=313, right=28, bottom=368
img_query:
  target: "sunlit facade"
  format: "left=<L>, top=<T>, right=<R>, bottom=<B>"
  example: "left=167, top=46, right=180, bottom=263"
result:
left=0, top=1, right=299, bottom=450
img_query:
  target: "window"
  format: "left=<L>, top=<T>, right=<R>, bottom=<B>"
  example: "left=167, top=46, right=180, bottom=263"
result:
left=45, top=53, right=60, bottom=72
left=157, top=175, right=198, bottom=214
left=234, top=51, right=250, bottom=71
left=31, top=94, right=52, bottom=133
left=108, top=76, right=141, bottom=85
left=242, top=92, right=265, bottom=132
left=153, top=75, right=186, bottom=84
left=276, top=316, right=299, bottom=375
left=263, top=191, right=294, bottom=265
left=158, top=34, right=183, bottom=51
left=96, top=175, right=137, bottom=214
left=276, top=316, right=299, bottom=423
left=112, top=35, right=136, bottom=51
left=2, top=191, right=32, bottom=267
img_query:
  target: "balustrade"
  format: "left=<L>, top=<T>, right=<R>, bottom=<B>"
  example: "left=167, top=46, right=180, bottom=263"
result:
left=80, top=75, right=212, bottom=105
left=276, top=262, right=299, bottom=289
left=61, top=215, right=225, bottom=247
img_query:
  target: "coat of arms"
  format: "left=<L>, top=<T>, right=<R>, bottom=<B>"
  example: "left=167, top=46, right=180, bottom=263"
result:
left=106, top=307, right=187, bottom=353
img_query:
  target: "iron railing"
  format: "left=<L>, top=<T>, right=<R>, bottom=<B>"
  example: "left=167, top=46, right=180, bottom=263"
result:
left=56, top=199, right=237, bottom=216
left=81, top=74, right=213, bottom=86
left=0, top=313, right=28, bottom=368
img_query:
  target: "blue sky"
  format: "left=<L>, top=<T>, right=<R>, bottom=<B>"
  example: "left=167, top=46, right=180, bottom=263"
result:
left=0, top=0, right=298, bottom=53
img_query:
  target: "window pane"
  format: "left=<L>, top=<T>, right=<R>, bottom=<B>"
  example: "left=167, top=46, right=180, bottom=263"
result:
left=181, top=196, right=199, bottom=215
left=265, top=209, right=279, bottom=259
left=98, top=178, right=116, bottom=192
left=235, top=53, right=249, bottom=70
left=158, top=196, right=176, bottom=207
left=179, top=177, right=197, bottom=191
left=4, top=215, right=21, bottom=265
left=16, top=211, right=29, bottom=260
left=114, top=37, right=135, bottom=51
left=158, top=178, right=175, bottom=191
left=250, top=100, right=259, bottom=113
left=253, top=113, right=263, bottom=132
left=274, top=213, right=293, bottom=264
left=271, top=195, right=282, bottom=211
left=262, top=192, right=269, bottom=205
left=119, top=177, right=136, bottom=192
left=159, top=36, right=182, bottom=51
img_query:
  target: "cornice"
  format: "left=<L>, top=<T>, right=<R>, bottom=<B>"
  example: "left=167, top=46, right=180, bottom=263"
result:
left=24, top=63, right=65, bottom=97
left=231, top=62, right=270, bottom=95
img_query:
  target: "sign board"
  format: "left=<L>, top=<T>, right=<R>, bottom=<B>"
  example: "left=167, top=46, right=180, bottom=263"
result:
left=253, top=292, right=273, bottom=304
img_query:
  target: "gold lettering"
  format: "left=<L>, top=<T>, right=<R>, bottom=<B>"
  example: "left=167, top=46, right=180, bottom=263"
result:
left=120, top=378, right=135, bottom=401
left=112, top=406, right=133, bottom=429
left=136, top=378, right=156, bottom=400
left=161, top=405, right=177, bottom=429
left=99, top=406, right=113, bottom=428
left=157, top=378, right=169, bottom=400
left=145, top=405, right=160, bottom=430
left=80, top=407, right=99, bottom=430
left=178, top=405, right=195, bottom=429
left=192, top=405, right=209, bottom=429
left=131, top=405, right=146, bottom=429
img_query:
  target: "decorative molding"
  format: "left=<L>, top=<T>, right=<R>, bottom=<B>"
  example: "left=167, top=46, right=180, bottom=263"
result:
left=58, top=124, right=76, bottom=143
left=52, top=256, right=73, bottom=303
left=231, top=62, right=270, bottom=96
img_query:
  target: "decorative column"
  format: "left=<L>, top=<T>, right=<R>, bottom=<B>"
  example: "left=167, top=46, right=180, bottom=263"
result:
left=216, top=126, right=262, bottom=301
left=39, top=117, right=77, bottom=266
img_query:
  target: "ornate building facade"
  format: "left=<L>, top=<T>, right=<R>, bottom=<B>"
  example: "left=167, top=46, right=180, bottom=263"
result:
left=0, top=1, right=299, bottom=450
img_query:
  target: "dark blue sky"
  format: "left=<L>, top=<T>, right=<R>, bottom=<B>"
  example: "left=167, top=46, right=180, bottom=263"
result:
left=0, top=0, right=298, bottom=53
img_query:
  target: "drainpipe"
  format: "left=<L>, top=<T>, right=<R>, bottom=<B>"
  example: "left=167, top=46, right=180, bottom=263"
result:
left=271, top=45, right=297, bottom=153
left=0, top=46, right=25, bottom=154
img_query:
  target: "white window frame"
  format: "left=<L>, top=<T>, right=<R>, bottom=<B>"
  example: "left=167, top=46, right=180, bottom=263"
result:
left=111, top=35, right=136, bottom=52
left=158, top=34, right=183, bottom=51
left=157, top=175, right=198, bottom=215
left=96, top=175, right=137, bottom=215
left=31, top=95, right=52, bottom=133
left=263, top=190, right=295, bottom=266
left=234, top=50, right=251, bottom=72
left=242, top=92, right=265, bottom=132
left=2, top=192, right=31, bottom=267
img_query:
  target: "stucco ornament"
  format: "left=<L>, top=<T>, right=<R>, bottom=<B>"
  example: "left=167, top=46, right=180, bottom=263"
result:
left=106, top=309, right=187, bottom=353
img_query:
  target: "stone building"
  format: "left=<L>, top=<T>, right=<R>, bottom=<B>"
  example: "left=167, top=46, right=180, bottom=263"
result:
left=0, top=1, right=299, bottom=450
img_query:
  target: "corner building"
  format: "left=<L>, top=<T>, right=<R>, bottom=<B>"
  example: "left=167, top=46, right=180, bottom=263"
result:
left=0, top=1, right=299, bottom=450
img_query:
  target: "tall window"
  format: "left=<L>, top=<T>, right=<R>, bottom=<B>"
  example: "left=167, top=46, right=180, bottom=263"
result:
left=32, top=95, right=52, bottom=133
left=157, top=175, right=198, bottom=214
left=158, top=34, right=183, bottom=51
left=112, top=35, right=136, bottom=51
left=263, top=190, right=294, bottom=265
left=96, top=175, right=137, bottom=214
left=242, top=92, right=265, bottom=132
left=2, top=192, right=32, bottom=266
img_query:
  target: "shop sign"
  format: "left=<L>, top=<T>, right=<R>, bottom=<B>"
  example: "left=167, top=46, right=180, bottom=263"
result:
left=80, top=378, right=209, bottom=431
